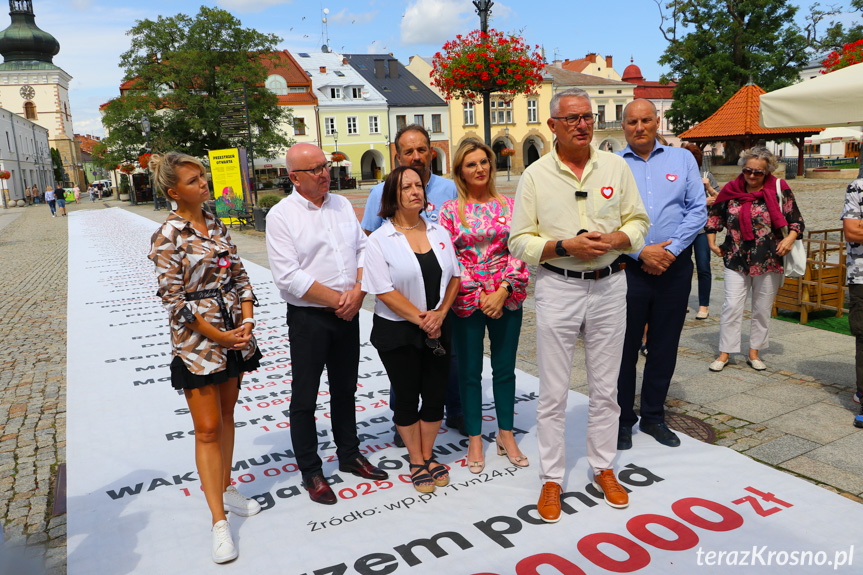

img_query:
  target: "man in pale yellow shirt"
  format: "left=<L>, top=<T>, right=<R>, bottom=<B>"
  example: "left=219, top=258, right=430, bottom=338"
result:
left=509, top=87, right=649, bottom=523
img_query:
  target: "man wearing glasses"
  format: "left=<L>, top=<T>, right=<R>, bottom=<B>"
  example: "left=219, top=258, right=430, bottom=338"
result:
left=616, top=99, right=706, bottom=451
left=266, top=143, right=388, bottom=506
left=509, top=88, right=649, bottom=523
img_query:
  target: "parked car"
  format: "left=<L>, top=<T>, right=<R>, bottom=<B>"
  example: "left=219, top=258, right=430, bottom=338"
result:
left=275, top=175, right=293, bottom=194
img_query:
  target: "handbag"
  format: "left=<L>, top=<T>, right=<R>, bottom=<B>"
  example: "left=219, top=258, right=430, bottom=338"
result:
left=775, top=179, right=806, bottom=277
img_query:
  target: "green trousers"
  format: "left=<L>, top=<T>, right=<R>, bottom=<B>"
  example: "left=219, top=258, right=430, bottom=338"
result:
left=450, top=307, right=523, bottom=436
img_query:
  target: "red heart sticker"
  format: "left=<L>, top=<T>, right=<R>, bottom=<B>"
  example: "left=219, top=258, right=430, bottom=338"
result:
left=426, top=203, right=436, bottom=212
left=666, top=174, right=678, bottom=182
left=217, top=257, right=230, bottom=268
left=600, top=186, right=614, bottom=199
left=497, top=216, right=507, bottom=224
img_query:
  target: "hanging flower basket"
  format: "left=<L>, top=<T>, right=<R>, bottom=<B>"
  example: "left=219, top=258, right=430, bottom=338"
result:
left=119, top=163, right=135, bottom=175
left=138, top=153, right=151, bottom=170
left=0, top=170, right=10, bottom=179
left=331, top=152, right=347, bottom=163
left=500, top=148, right=516, bottom=157
left=430, top=29, right=546, bottom=102
left=431, top=149, right=438, bottom=158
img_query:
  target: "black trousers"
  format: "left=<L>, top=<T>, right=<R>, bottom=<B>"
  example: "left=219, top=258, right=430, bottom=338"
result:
left=378, top=343, right=449, bottom=427
left=287, top=304, right=361, bottom=478
left=849, top=284, right=863, bottom=395
left=617, top=247, right=693, bottom=427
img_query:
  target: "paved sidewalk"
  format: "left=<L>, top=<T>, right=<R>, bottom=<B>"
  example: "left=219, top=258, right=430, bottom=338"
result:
left=1, top=174, right=860, bottom=573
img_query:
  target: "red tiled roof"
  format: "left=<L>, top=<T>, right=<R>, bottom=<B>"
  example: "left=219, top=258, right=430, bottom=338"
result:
left=634, top=82, right=675, bottom=99
left=678, top=84, right=821, bottom=140
left=262, top=50, right=311, bottom=86
left=561, top=59, right=590, bottom=73
left=74, top=133, right=101, bottom=154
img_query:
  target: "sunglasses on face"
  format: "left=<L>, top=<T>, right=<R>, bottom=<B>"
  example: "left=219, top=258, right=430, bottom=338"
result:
left=742, top=168, right=767, bottom=176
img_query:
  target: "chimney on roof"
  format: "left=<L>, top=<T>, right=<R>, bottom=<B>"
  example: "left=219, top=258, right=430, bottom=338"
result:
left=374, top=59, right=386, bottom=79
left=342, top=57, right=347, bottom=65
left=606, top=55, right=612, bottom=67
left=552, top=59, right=563, bottom=68
left=388, top=59, right=398, bottom=79
left=586, top=53, right=597, bottom=63
left=320, top=66, right=326, bottom=73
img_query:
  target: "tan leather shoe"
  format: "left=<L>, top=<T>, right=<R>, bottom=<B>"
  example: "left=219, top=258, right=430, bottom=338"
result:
left=537, top=482, right=562, bottom=523
left=593, top=469, right=629, bottom=509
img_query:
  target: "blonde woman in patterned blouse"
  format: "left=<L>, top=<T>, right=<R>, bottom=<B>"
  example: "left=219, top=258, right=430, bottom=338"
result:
left=440, top=139, right=530, bottom=474
left=148, top=152, right=262, bottom=564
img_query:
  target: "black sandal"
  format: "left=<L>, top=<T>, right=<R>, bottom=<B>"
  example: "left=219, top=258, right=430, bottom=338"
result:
left=424, top=456, right=449, bottom=487
left=410, top=463, right=435, bottom=493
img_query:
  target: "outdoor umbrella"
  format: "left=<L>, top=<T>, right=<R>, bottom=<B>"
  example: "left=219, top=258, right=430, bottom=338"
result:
left=759, top=62, right=863, bottom=128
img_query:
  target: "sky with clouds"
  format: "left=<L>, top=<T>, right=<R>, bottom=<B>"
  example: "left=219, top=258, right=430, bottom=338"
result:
left=18, top=0, right=847, bottom=138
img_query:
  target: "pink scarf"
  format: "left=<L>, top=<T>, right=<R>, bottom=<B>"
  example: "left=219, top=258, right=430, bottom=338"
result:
left=714, top=173, right=788, bottom=241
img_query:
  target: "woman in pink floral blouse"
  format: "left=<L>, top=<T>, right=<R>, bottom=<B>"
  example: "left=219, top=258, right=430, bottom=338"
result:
left=440, top=139, right=530, bottom=473
left=706, top=147, right=804, bottom=373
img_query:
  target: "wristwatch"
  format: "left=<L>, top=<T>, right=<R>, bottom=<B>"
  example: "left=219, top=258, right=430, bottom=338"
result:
left=555, top=240, right=567, bottom=257
left=504, top=283, right=514, bottom=296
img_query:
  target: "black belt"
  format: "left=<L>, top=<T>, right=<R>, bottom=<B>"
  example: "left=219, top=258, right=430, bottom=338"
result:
left=541, top=261, right=625, bottom=280
left=186, top=280, right=236, bottom=329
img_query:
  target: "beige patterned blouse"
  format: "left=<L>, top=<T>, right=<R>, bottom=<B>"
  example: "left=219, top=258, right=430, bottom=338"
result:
left=149, top=210, right=258, bottom=375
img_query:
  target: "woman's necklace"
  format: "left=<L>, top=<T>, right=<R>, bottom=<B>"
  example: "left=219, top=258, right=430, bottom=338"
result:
left=391, top=218, right=422, bottom=230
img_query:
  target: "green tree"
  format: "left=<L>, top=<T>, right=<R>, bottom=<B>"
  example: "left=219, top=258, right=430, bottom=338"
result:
left=101, top=6, right=292, bottom=164
left=655, top=0, right=809, bottom=133
left=805, top=1, right=863, bottom=52
left=50, top=148, right=66, bottom=184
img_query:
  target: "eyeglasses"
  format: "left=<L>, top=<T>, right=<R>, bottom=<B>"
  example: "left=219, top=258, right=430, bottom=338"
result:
left=463, top=158, right=490, bottom=171
left=741, top=168, right=767, bottom=176
left=551, top=114, right=595, bottom=127
left=425, top=337, right=446, bottom=357
left=291, top=161, right=332, bottom=176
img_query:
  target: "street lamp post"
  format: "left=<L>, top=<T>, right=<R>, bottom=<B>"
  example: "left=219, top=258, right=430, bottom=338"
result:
left=333, top=129, right=341, bottom=192
left=473, top=0, right=494, bottom=145
left=504, top=126, right=511, bottom=182
left=141, top=115, right=154, bottom=210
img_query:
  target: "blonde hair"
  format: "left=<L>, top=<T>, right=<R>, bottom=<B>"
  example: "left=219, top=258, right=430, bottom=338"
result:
left=148, top=152, right=206, bottom=198
left=452, top=138, right=504, bottom=227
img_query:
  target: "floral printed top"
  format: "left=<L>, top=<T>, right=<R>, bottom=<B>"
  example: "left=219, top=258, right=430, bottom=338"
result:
left=705, top=181, right=805, bottom=276
left=149, top=210, right=258, bottom=375
left=439, top=196, right=529, bottom=317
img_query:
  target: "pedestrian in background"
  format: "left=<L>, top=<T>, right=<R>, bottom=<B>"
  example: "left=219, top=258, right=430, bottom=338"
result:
left=682, top=143, right=720, bottom=320
left=707, top=147, right=805, bottom=372
left=148, top=151, right=263, bottom=564
left=31, top=185, right=40, bottom=204
left=45, top=185, right=56, bottom=217
left=54, top=184, right=67, bottom=217
left=440, top=139, right=530, bottom=474
left=73, top=185, right=80, bottom=203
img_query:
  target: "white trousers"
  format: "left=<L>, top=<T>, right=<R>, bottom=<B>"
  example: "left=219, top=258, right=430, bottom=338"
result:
left=534, top=267, right=625, bottom=482
left=719, top=269, right=783, bottom=353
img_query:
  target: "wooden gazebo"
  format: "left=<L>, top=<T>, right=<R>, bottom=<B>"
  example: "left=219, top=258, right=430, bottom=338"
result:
left=678, top=84, right=822, bottom=177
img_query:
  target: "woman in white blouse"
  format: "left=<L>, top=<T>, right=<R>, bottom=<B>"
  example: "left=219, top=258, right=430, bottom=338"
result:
left=364, top=166, right=460, bottom=493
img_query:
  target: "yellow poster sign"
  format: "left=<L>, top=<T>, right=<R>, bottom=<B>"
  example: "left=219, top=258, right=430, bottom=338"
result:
left=207, top=148, right=245, bottom=219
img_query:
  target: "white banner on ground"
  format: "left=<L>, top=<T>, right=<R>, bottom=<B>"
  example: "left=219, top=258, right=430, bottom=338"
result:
left=67, top=208, right=860, bottom=574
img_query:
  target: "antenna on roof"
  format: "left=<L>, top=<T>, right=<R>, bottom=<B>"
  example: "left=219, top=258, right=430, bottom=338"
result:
left=321, top=7, right=330, bottom=49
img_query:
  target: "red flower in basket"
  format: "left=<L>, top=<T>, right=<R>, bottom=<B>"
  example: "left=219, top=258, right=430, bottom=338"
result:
left=138, top=153, right=151, bottom=170
left=331, top=152, right=347, bottom=163
left=0, top=170, right=10, bottom=179
left=500, top=148, right=516, bottom=157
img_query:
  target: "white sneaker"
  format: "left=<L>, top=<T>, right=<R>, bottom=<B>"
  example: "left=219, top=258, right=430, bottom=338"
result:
left=223, top=485, right=261, bottom=516
left=211, top=519, right=237, bottom=564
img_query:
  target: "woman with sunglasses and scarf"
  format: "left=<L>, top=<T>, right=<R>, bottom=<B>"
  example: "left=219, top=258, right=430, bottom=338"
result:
left=363, top=166, right=460, bottom=493
left=706, top=147, right=805, bottom=372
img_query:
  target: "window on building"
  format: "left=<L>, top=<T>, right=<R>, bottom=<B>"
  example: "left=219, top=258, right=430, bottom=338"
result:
left=5, top=133, right=9, bottom=151
left=266, top=75, right=288, bottom=95
left=329, top=87, right=342, bottom=99
left=598, top=90, right=604, bottom=94
left=325, top=117, right=336, bottom=136
left=346, top=116, right=358, bottom=135
left=23, top=101, right=36, bottom=120
left=527, top=99, right=538, bottom=123
left=491, top=100, right=512, bottom=125
left=396, top=115, right=407, bottom=130
left=615, top=104, right=623, bottom=121
left=431, top=114, right=442, bottom=133
left=597, top=105, right=605, bottom=123
left=288, top=86, right=307, bottom=93
left=369, top=115, right=380, bottom=134
left=617, top=90, right=622, bottom=94
left=464, top=102, right=475, bottom=125
left=352, top=87, right=363, bottom=99
left=414, top=114, right=424, bottom=127
left=293, top=117, right=306, bottom=136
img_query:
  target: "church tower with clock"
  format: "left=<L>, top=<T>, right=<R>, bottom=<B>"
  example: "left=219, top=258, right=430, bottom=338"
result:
left=0, top=0, right=82, bottom=186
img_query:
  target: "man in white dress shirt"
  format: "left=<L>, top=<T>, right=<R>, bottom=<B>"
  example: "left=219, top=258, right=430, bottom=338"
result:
left=266, top=143, right=387, bottom=506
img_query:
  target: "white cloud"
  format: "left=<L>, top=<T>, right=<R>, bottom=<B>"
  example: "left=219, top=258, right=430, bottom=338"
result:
left=217, top=0, right=293, bottom=14
left=329, top=8, right=378, bottom=25
left=399, top=0, right=473, bottom=45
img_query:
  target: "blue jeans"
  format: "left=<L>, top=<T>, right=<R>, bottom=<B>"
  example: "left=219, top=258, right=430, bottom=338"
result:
left=692, top=233, right=712, bottom=307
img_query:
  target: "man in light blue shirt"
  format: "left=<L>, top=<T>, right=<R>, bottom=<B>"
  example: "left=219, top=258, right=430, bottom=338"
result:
left=360, top=124, right=464, bottom=441
left=361, top=125, right=456, bottom=232
left=616, top=99, right=706, bottom=450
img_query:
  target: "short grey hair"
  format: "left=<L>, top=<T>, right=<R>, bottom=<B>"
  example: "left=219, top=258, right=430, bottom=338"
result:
left=739, top=146, right=778, bottom=173
left=550, top=88, right=591, bottom=116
